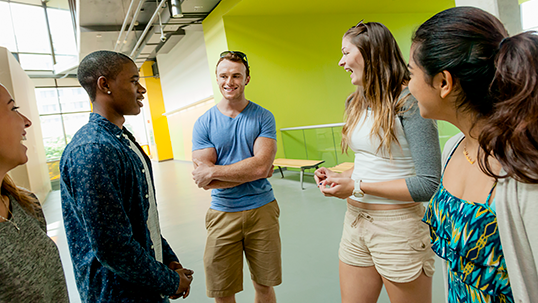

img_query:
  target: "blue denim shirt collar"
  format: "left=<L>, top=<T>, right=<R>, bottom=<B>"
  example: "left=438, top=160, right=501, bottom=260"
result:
left=89, top=112, right=130, bottom=144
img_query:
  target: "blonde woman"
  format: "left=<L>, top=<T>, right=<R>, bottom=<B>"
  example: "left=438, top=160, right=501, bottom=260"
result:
left=0, top=83, right=69, bottom=302
left=314, top=21, right=441, bottom=303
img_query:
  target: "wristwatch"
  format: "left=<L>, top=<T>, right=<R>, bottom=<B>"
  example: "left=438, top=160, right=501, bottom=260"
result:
left=353, top=179, right=365, bottom=198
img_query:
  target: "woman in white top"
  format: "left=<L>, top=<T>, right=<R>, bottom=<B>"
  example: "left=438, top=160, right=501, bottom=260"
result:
left=315, top=21, right=441, bottom=303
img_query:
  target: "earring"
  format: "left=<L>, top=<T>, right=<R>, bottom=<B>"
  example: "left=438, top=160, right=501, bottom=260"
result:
left=107, top=91, right=111, bottom=95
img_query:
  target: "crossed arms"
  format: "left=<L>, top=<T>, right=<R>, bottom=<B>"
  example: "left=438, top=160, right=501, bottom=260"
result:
left=192, top=136, right=277, bottom=189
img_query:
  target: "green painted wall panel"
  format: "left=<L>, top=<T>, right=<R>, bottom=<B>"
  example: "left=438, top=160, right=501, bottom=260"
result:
left=438, top=120, right=461, bottom=151
left=223, top=13, right=440, bottom=159
left=201, top=0, right=459, bottom=164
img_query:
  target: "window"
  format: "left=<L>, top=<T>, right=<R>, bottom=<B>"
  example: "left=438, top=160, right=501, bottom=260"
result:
left=0, top=1, right=77, bottom=74
left=0, top=2, right=17, bottom=52
left=35, top=86, right=91, bottom=161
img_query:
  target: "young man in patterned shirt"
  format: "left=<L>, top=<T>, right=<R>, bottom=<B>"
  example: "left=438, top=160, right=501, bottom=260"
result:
left=60, top=50, right=193, bottom=302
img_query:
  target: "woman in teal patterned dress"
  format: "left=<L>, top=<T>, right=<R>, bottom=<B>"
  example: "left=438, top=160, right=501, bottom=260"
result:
left=407, top=6, right=538, bottom=303
left=426, top=135, right=512, bottom=302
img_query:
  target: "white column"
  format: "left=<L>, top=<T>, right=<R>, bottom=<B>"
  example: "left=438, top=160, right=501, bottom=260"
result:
left=455, top=0, right=522, bottom=34
left=0, top=47, right=52, bottom=202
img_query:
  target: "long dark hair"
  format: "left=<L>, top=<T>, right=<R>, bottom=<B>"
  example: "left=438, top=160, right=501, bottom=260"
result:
left=481, top=33, right=538, bottom=183
left=412, top=6, right=538, bottom=183
left=341, top=22, right=410, bottom=156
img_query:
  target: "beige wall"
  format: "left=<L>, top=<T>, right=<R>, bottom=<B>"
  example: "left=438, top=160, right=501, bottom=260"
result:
left=156, top=30, right=215, bottom=161
left=165, top=99, right=215, bottom=161
left=0, top=47, right=51, bottom=203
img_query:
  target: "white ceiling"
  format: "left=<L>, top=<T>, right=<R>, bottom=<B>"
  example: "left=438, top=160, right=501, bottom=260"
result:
left=79, top=0, right=220, bottom=68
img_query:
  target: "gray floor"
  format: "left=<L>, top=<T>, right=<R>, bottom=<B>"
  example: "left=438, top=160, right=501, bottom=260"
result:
left=42, top=160, right=446, bottom=303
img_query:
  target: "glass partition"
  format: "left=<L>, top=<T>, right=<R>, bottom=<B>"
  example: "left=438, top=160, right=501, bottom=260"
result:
left=280, top=120, right=459, bottom=172
left=280, top=123, right=352, bottom=170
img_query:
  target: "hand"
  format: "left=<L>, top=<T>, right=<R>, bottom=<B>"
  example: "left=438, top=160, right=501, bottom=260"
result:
left=319, top=177, right=354, bottom=199
left=168, top=262, right=194, bottom=299
left=171, top=268, right=194, bottom=299
left=168, top=261, right=184, bottom=271
left=192, top=159, right=214, bottom=188
left=314, top=167, right=337, bottom=185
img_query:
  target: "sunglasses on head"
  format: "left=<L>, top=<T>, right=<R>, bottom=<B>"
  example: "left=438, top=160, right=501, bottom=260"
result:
left=220, top=51, right=249, bottom=66
left=352, top=19, right=365, bottom=29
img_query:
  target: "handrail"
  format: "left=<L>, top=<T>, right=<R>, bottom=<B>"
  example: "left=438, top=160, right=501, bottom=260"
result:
left=280, top=123, right=344, bottom=131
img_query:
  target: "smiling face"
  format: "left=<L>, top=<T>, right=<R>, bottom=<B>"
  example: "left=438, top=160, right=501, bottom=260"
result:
left=0, top=85, right=32, bottom=173
left=339, top=36, right=365, bottom=86
left=216, top=59, right=250, bottom=102
left=408, top=44, right=445, bottom=120
left=107, top=61, right=146, bottom=116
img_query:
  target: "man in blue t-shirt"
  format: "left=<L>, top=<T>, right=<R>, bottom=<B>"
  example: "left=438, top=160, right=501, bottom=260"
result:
left=192, top=51, right=280, bottom=303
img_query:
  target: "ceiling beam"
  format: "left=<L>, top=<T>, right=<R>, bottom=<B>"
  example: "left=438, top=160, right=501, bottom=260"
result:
left=81, top=25, right=147, bottom=32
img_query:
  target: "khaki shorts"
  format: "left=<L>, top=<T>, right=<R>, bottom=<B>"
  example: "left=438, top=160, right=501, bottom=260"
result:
left=339, top=203, right=435, bottom=283
left=204, top=200, right=282, bottom=298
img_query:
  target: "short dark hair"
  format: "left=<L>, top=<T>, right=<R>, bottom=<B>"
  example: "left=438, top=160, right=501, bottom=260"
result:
left=216, top=51, right=250, bottom=77
left=77, top=51, right=134, bottom=101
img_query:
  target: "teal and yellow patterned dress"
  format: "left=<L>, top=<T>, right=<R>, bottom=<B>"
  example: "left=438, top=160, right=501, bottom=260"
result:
left=423, top=139, right=513, bottom=303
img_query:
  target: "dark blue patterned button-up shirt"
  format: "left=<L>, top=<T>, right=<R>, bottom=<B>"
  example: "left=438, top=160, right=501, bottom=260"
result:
left=60, top=113, right=180, bottom=303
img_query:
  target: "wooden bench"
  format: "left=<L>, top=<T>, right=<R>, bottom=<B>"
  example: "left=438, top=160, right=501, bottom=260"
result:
left=273, top=158, right=325, bottom=190
left=329, top=162, right=354, bottom=173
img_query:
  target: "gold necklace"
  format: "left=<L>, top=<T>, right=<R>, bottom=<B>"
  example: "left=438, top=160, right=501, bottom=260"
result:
left=0, top=195, right=19, bottom=231
left=463, top=143, right=476, bottom=165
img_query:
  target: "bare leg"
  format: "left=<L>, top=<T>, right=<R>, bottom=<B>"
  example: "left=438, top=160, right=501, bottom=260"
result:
left=215, top=295, right=236, bottom=303
left=382, top=270, right=432, bottom=303
left=339, top=261, right=383, bottom=303
left=252, top=280, right=276, bottom=303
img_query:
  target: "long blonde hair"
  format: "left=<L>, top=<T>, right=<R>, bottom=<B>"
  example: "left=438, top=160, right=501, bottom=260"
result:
left=341, top=22, right=411, bottom=156
left=1, top=174, right=41, bottom=219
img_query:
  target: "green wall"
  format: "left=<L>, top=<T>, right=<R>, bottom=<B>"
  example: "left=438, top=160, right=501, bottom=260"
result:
left=203, top=0, right=458, bottom=164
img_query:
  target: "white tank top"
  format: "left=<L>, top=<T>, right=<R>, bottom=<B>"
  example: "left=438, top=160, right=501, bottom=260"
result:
left=348, top=109, right=416, bottom=204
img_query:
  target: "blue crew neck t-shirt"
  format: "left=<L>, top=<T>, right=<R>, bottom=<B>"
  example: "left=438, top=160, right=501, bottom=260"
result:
left=192, top=101, right=276, bottom=212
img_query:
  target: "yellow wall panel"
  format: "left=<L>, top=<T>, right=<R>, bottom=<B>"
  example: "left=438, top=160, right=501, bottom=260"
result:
left=139, top=61, right=174, bottom=161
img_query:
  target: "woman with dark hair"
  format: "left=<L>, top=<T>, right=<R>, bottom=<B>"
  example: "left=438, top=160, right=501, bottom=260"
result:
left=314, top=21, right=441, bottom=303
left=0, top=84, right=69, bottom=302
left=409, top=6, right=538, bottom=303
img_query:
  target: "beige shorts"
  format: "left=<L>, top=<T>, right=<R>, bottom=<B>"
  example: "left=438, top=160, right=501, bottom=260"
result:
left=339, top=203, right=435, bottom=283
left=204, top=200, right=282, bottom=298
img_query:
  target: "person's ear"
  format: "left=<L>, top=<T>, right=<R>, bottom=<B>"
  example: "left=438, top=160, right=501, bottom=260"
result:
left=433, top=70, right=454, bottom=99
left=97, top=76, right=111, bottom=95
left=245, top=75, right=250, bottom=86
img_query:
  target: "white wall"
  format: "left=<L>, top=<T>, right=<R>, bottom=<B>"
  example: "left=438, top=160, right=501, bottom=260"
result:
left=156, top=29, right=216, bottom=161
left=0, top=47, right=51, bottom=202
left=157, top=30, right=214, bottom=112
left=456, top=0, right=522, bottom=34
left=521, top=0, right=538, bottom=30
